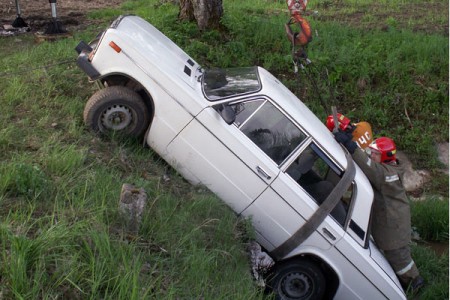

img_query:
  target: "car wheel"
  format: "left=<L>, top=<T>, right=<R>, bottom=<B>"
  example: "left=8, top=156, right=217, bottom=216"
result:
left=84, top=86, right=150, bottom=138
left=270, top=260, right=326, bottom=300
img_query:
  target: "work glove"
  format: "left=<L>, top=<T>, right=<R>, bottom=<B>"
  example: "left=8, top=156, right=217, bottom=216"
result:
left=333, top=131, right=357, bottom=154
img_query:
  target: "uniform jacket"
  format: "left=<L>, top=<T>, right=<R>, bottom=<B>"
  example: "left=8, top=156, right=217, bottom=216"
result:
left=352, top=149, right=411, bottom=250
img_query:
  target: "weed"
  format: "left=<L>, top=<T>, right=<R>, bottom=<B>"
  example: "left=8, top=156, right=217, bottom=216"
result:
left=411, top=197, right=449, bottom=242
left=0, top=161, right=50, bottom=200
left=411, top=244, right=449, bottom=299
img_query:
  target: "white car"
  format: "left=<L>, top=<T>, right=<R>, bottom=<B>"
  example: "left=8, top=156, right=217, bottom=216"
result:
left=76, top=15, right=406, bottom=300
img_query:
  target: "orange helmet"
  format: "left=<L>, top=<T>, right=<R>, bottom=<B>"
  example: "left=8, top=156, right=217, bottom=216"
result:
left=369, top=137, right=397, bottom=163
left=326, top=113, right=352, bottom=132
left=352, top=121, right=373, bottom=149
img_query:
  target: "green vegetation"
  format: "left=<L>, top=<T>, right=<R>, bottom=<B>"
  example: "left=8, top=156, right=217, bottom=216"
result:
left=0, top=0, right=448, bottom=299
left=411, top=197, right=449, bottom=242
left=410, top=244, right=449, bottom=299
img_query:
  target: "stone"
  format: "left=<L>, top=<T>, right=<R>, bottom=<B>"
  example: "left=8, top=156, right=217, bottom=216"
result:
left=119, top=183, right=148, bottom=233
left=437, top=142, right=449, bottom=174
left=397, top=151, right=430, bottom=192
left=248, top=241, right=274, bottom=287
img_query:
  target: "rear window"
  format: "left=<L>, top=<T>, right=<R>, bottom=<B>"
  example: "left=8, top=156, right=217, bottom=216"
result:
left=202, top=67, right=261, bottom=101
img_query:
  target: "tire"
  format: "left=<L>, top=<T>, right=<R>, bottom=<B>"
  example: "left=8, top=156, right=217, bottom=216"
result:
left=84, top=86, right=150, bottom=138
left=269, top=260, right=326, bottom=300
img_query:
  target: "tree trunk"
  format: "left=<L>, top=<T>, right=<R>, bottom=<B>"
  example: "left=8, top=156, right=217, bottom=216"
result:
left=179, top=0, right=195, bottom=22
left=179, top=0, right=223, bottom=31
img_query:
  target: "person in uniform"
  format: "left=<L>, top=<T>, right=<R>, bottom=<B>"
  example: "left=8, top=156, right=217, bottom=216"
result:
left=333, top=131, right=425, bottom=293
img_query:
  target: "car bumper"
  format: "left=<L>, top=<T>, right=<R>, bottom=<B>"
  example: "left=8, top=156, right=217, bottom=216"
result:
left=75, top=41, right=101, bottom=80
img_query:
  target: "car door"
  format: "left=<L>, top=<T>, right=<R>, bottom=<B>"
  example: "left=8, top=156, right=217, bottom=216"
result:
left=166, top=97, right=307, bottom=214
left=165, top=98, right=272, bottom=213
left=242, top=137, right=353, bottom=253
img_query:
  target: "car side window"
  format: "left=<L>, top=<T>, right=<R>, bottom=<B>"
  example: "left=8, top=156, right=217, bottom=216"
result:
left=286, top=143, right=352, bottom=226
left=233, top=100, right=307, bottom=165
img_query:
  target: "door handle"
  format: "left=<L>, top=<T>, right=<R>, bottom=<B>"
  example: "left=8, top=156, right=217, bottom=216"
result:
left=256, top=166, right=271, bottom=180
left=322, top=228, right=336, bottom=241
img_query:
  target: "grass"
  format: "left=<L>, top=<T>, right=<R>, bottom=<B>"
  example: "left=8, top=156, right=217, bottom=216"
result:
left=411, top=197, right=449, bottom=242
left=410, top=244, right=449, bottom=299
left=129, top=0, right=449, bottom=171
left=0, top=0, right=448, bottom=299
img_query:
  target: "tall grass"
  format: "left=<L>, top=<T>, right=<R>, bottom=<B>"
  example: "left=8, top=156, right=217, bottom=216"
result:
left=411, top=197, right=449, bottom=242
left=0, top=31, right=262, bottom=296
left=410, top=244, right=449, bottom=299
left=0, top=0, right=447, bottom=299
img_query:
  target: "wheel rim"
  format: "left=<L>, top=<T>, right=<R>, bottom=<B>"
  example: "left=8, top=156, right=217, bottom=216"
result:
left=280, top=272, right=313, bottom=299
left=100, top=104, right=133, bottom=131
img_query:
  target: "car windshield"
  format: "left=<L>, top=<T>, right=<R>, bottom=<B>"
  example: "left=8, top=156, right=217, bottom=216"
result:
left=202, top=67, right=262, bottom=101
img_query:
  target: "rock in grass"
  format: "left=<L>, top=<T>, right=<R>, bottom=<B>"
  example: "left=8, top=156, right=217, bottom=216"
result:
left=119, top=183, right=148, bottom=233
left=397, top=151, right=430, bottom=193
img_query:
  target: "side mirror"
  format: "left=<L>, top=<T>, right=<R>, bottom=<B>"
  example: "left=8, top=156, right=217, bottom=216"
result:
left=220, top=104, right=236, bottom=125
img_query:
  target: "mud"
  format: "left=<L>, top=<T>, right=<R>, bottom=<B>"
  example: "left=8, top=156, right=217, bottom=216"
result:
left=0, top=0, right=126, bottom=33
left=420, top=241, right=449, bottom=257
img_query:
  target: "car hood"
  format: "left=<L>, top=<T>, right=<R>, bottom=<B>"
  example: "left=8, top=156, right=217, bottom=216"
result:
left=112, top=15, right=201, bottom=88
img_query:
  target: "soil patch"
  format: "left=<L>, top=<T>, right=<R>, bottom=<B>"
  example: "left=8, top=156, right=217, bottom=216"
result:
left=0, top=0, right=126, bottom=33
left=419, top=241, right=449, bottom=257
left=315, top=2, right=449, bottom=36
